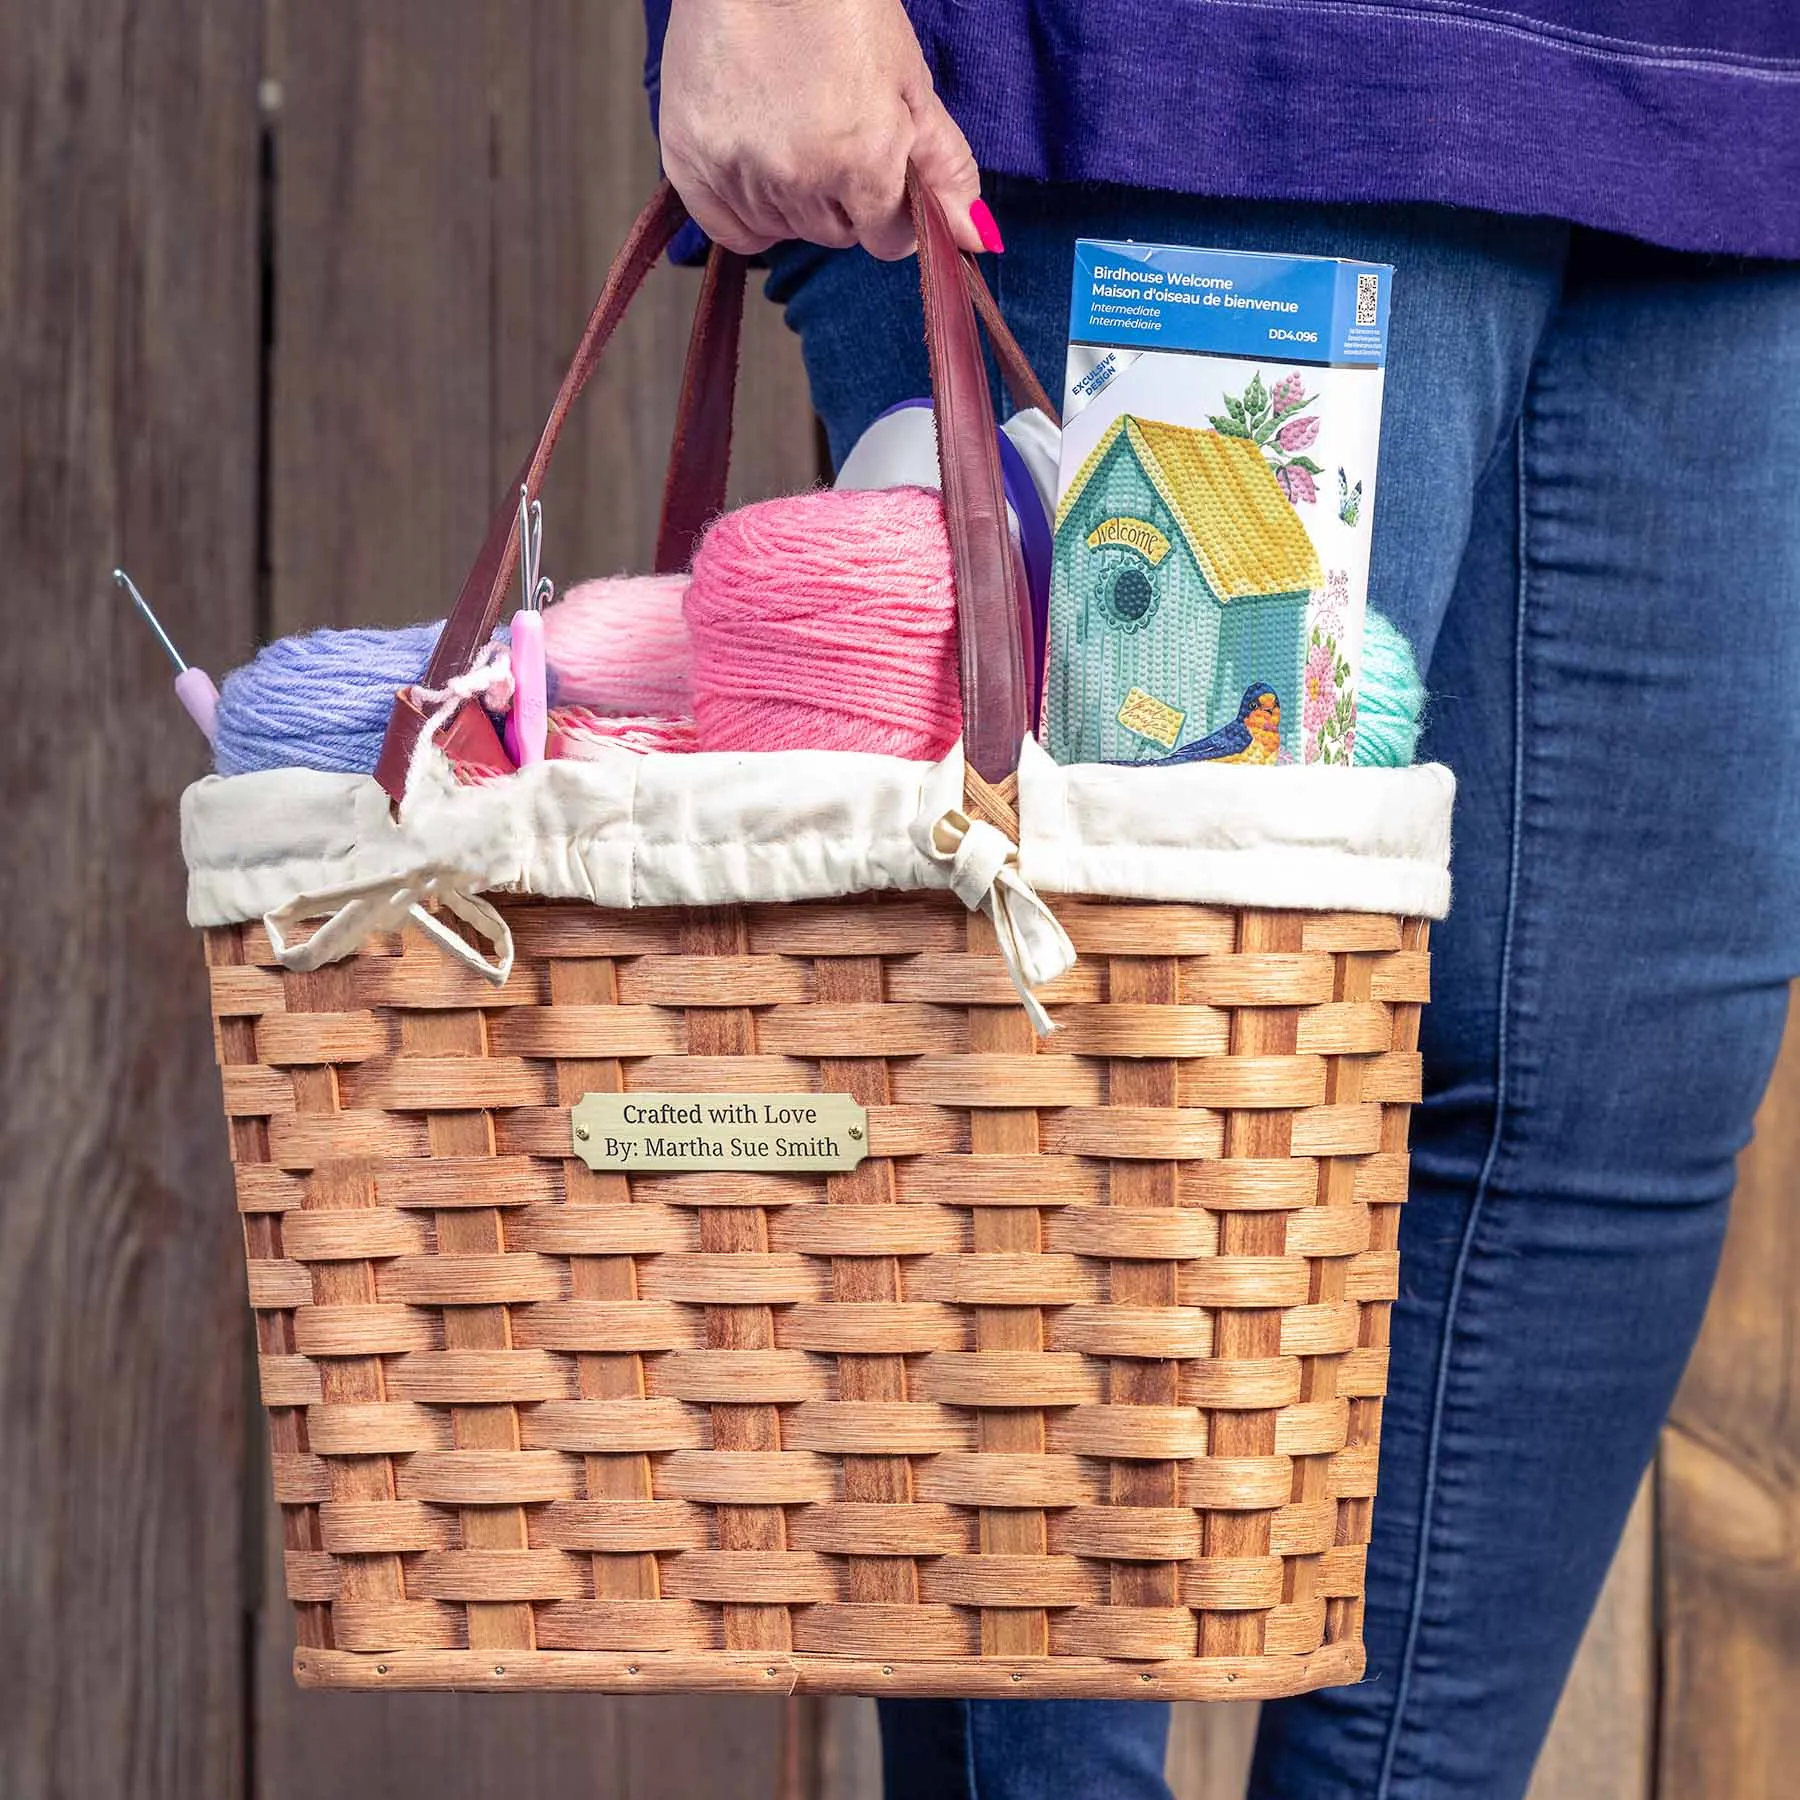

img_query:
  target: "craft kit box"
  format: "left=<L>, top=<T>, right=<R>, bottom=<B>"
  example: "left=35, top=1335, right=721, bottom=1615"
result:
left=1047, top=240, right=1393, bottom=766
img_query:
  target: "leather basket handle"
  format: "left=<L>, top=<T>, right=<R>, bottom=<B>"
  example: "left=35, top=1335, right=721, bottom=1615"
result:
left=909, top=167, right=1030, bottom=778
left=655, top=212, right=1058, bottom=578
left=376, top=175, right=1050, bottom=796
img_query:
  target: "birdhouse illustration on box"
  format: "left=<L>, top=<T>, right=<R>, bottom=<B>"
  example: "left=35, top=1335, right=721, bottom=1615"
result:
left=1047, top=415, right=1324, bottom=765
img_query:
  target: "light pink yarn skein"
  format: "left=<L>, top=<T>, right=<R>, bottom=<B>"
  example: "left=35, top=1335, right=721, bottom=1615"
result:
left=541, top=573, right=692, bottom=716
left=684, top=486, right=961, bottom=758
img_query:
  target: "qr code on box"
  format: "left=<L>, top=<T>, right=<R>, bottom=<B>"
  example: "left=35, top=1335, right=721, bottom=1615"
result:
left=1356, top=272, right=1379, bottom=327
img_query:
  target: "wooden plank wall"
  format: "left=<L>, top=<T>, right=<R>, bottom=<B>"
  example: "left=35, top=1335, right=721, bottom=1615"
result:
left=1, top=6, right=263, bottom=1799
left=0, top=4, right=1792, bottom=1799
left=1660, top=988, right=1800, bottom=1800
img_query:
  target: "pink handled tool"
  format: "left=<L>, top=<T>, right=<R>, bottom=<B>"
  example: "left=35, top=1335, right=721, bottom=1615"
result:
left=115, top=568, right=220, bottom=742
left=504, top=488, right=552, bottom=767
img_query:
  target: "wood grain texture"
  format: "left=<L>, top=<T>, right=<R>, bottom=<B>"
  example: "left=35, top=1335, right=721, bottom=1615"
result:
left=258, top=1624, right=786, bottom=1800
left=816, top=1696, right=882, bottom=1800
left=549, top=954, right=663, bottom=1606
left=0, top=3, right=262, bottom=1797
left=1167, top=1700, right=1259, bottom=1799
left=1104, top=954, right=1182, bottom=1631
left=1659, top=984, right=1800, bottom=1800
left=965, top=905, right=1052, bottom=1659
left=256, top=2, right=809, bottom=1791
left=1528, top=1477, right=1654, bottom=1800
left=268, top=0, right=814, bottom=642
left=1201, top=910, right=1304, bottom=1659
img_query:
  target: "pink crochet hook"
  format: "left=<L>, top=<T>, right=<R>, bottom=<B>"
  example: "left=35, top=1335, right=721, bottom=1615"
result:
left=504, top=488, right=552, bottom=767
left=115, top=568, right=220, bottom=742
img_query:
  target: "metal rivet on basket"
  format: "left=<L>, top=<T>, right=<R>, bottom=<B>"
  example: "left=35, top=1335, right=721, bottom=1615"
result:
left=494, top=1666, right=505, bottom=1676
left=881, top=1665, right=893, bottom=1676
left=626, top=1665, right=640, bottom=1676
left=1139, top=1673, right=1153, bottom=1683
left=766, top=1667, right=778, bottom=1678
left=848, top=1126, right=864, bottom=1140
left=575, top=1126, right=590, bottom=1141
left=1010, top=1671, right=1024, bottom=1683
left=374, top=1664, right=387, bottom=1675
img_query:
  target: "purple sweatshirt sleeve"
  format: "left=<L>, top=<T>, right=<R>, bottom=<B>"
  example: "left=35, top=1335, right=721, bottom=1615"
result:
left=641, top=1, right=1800, bottom=259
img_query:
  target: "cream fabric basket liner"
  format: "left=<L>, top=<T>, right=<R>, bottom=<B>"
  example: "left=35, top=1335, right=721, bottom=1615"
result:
left=184, top=739, right=1452, bottom=926
left=183, top=738, right=1452, bottom=1027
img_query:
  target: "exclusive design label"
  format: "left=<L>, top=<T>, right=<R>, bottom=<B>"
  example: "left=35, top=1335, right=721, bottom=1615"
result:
left=570, top=1092, right=870, bottom=1173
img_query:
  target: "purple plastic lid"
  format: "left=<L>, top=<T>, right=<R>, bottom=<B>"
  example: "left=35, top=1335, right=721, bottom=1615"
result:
left=870, top=398, right=1051, bottom=720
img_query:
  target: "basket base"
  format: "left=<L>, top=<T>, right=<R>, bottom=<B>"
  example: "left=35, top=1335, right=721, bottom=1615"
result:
left=293, top=1640, right=1365, bottom=1701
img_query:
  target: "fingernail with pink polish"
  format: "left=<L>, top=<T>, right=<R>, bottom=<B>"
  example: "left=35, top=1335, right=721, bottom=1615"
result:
left=970, top=199, right=1006, bottom=254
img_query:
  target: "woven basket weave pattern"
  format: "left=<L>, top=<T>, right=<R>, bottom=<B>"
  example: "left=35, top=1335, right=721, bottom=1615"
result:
left=206, top=888, right=1427, bottom=1699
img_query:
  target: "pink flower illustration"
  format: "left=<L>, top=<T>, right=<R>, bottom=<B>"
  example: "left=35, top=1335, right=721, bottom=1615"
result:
left=1276, top=463, right=1317, bottom=505
left=1216, top=369, right=1324, bottom=501
left=1277, top=415, right=1320, bottom=451
left=1315, top=569, right=1349, bottom=634
left=1270, top=372, right=1306, bottom=416
left=1303, top=640, right=1337, bottom=734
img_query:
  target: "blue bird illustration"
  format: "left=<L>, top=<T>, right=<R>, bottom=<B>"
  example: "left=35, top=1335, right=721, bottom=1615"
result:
left=1155, top=683, right=1282, bottom=765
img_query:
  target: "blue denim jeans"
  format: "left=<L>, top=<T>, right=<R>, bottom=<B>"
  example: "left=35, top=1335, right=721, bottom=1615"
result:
left=763, top=184, right=1800, bottom=1800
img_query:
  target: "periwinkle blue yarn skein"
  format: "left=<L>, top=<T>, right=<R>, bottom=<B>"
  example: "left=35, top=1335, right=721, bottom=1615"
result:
left=1351, top=609, right=1428, bottom=768
left=213, top=623, right=446, bottom=775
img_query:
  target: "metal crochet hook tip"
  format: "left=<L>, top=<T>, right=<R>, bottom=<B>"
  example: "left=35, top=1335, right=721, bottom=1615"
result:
left=115, top=566, right=221, bottom=741
left=517, top=487, right=553, bottom=613
left=114, top=567, right=189, bottom=672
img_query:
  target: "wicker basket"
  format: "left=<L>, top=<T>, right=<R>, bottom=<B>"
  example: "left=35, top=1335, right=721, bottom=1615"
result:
left=194, top=178, right=1435, bottom=1699
left=207, top=864, right=1427, bottom=1698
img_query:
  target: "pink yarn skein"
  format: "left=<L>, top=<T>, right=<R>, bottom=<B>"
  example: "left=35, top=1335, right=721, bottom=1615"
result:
left=541, top=574, right=692, bottom=716
left=684, top=486, right=962, bottom=758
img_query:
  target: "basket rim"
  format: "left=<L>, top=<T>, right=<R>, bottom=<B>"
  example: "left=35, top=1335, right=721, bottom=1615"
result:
left=292, top=1641, right=1367, bottom=1700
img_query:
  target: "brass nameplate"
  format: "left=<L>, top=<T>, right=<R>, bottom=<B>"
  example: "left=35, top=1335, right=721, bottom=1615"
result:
left=570, top=1092, right=870, bottom=1173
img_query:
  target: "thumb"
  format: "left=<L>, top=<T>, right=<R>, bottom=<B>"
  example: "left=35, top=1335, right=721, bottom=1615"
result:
left=907, top=88, right=990, bottom=255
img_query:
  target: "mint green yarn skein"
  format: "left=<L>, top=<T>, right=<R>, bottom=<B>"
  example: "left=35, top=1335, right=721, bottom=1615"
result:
left=1351, top=608, right=1427, bottom=767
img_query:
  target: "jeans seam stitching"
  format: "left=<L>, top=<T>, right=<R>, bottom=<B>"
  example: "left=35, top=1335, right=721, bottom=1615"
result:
left=1372, top=420, right=1533, bottom=1800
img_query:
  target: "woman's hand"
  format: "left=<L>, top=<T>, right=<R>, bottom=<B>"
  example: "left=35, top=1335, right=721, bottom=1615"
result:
left=658, top=0, right=999, bottom=260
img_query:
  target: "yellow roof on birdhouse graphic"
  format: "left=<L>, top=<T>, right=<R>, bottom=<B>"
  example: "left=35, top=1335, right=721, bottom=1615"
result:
left=1058, top=414, right=1324, bottom=602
